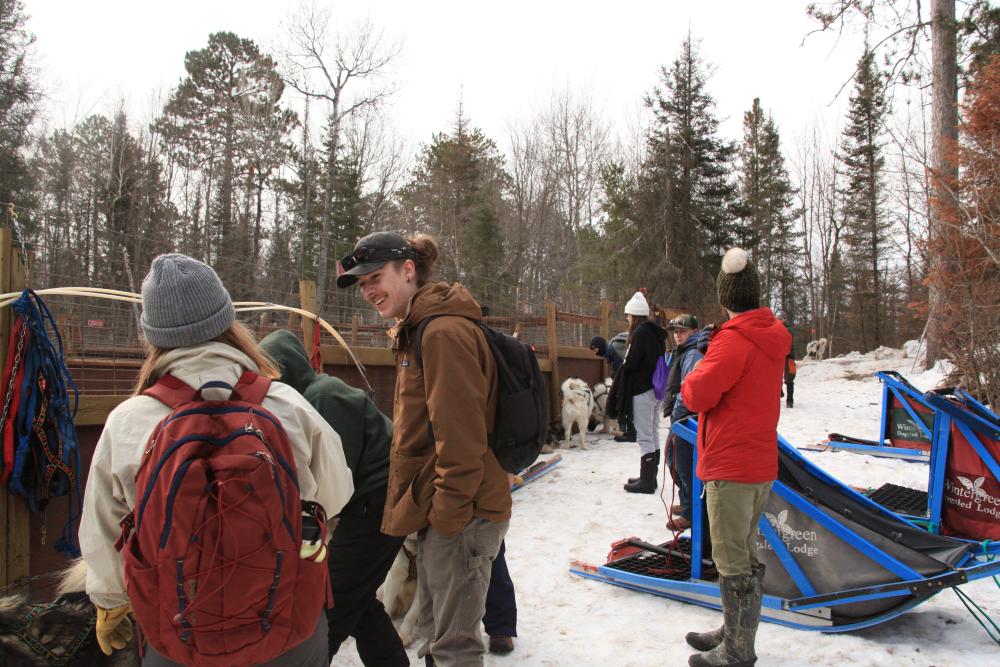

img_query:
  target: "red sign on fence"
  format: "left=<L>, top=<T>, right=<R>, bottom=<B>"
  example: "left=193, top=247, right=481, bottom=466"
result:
left=87, top=319, right=104, bottom=327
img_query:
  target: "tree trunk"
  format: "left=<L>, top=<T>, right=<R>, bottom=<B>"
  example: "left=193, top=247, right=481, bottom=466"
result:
left=316, top=98, right=341, bottom=312
left=926, top=0, right=958, bottom=367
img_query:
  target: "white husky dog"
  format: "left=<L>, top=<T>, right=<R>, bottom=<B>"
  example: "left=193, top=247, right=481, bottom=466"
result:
left=560, top=377, right=594, bottom=450
left=379, top=534, right=420, bottom=646
left=590, top=377, right=619, bottom=434
left=804, top=337, right=828, bottom=361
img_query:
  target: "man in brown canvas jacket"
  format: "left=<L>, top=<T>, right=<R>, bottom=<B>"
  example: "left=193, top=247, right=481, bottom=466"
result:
left=338, top=231, right=511, bottom=667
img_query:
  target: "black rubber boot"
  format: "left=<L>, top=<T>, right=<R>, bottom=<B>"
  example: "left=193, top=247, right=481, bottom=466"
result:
left=624, top=450, right=659, bottom=493
left=627, top=448, right=660, bottom=484
left=614, top=428, right=637, bottom=442
left=686, top=565, right=764, bottom=653
left=688, top=568, right=762, bottom=666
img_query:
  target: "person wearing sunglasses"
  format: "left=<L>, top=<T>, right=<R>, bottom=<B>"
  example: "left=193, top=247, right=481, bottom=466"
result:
left=337, top=232, right=510, bottom=667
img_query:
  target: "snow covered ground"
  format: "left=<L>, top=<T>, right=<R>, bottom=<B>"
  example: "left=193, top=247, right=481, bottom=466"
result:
left=334, top=350, right=1000, bottom=666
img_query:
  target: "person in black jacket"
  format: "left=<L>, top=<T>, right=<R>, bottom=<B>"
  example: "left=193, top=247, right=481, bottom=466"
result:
left=261, top=330, right=408, bottom=667
left=775, top=309, right=796, bottom=408
left=607, top=291, right=668, bottom=493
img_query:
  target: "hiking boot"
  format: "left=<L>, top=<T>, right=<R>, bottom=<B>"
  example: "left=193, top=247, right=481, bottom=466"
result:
left=672, top=504, right=685, bottom=515
left=786, top=399, right=793, bottom=408
left=614, top=432, right=637, bottom=442
left=667, top=515, right=692, bottom=531
left=489, top=636, right=515, bottom=655
left=624, top=450, right=659, bottom=493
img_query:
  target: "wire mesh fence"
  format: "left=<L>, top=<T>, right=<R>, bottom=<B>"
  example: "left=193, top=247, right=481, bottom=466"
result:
left=14, top=227, right=621, bottom=395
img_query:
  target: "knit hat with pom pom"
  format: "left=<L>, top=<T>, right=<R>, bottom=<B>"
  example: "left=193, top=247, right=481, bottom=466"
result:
left=716, top=248, right=761, bottom=313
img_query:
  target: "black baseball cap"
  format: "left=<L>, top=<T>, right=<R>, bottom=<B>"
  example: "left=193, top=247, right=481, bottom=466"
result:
left=336, top=232, right=415, bottom=288
left=667, top=314, right=699, bottom=330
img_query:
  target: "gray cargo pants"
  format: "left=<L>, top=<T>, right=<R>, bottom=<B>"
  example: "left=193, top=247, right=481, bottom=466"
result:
left=415, top=517, right=509, bottom=667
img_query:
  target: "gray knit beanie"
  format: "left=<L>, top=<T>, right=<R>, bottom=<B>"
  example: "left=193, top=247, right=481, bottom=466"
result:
left=140, top=253, right=236, bottom=348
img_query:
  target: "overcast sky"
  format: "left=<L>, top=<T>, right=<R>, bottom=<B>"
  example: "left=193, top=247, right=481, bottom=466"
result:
left=27, top=0, right=870, bottom=153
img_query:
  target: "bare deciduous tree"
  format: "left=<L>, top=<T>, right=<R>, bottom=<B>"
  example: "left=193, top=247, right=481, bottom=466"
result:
left=281, top=0, right=399, bottom=308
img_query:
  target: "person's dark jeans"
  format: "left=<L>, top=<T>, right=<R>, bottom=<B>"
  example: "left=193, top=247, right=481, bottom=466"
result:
left=483, top=540, right=517, bottom=638
left=326, top=487, right=408, bottom=666
left=667, top=432, right=695, bottom=520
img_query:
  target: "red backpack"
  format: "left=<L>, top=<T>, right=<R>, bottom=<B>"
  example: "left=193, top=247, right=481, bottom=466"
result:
left=116, top=371, right=331, bottom=666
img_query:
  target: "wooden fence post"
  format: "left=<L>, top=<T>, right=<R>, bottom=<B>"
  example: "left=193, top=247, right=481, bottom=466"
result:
left=600, top=298, right=610, bottom=379
left=0, top=227, right=30, bottom=592
left=546, top=302, right=560, bottom=422
left=299, top=279, right=317, bottom=353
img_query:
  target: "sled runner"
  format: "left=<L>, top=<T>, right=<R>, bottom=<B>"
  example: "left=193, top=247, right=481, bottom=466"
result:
left=571, top=417, right=1000, bottom=632
left=511, top=454, right=561, bottom=491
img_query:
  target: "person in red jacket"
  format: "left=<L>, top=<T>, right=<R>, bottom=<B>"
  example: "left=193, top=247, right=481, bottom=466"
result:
left=679, top=247, right=790, bottom=667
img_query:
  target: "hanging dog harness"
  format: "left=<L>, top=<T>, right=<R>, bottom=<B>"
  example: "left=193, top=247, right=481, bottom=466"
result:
left=0, top=289, right=82, bottom=556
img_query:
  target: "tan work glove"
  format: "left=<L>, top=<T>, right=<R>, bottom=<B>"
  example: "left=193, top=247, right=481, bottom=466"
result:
left=95, top=603, right=134, bottom=655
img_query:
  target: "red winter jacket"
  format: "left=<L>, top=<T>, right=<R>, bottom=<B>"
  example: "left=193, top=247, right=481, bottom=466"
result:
left=681, top=308, right=791, bottom=483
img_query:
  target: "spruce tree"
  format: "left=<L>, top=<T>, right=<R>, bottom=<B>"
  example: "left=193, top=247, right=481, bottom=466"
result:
left=736, top=98, right=801, bottom=316
left=399, top=108, right=511, bottom=309
left=640, top=34, right=739, bottom=309
left=838, top=48, right=891, bottom=350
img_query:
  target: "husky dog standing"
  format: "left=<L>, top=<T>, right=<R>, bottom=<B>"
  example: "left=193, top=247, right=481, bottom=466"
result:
left=560, top=377, right=594, bottom=450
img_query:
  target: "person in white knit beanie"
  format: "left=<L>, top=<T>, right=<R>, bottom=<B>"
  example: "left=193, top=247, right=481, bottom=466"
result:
left=608, top=291, right=667, bottom=494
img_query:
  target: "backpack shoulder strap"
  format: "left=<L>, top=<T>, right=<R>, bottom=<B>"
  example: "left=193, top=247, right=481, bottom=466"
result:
left=412, top=315, right=446, bottom=367
left=233, top=370, right=271, bottom=405
left=142, top=374, right=197, bottom=409
left=143, top=371, right=271, bottom=408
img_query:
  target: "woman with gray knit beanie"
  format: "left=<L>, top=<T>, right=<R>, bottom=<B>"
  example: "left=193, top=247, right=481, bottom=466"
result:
left=79, top=253, right=354, bottom=666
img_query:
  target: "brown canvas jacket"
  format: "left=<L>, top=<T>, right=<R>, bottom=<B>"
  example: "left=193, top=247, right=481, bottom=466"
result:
left=381, top=281, right=512, bottom=537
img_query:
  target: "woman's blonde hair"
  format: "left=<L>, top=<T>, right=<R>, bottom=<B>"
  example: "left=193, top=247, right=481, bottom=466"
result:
left=133, top=321, right=279, bottom=395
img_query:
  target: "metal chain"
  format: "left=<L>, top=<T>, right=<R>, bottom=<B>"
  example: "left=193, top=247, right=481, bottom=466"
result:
left=0, top=312, right=28, bottom=434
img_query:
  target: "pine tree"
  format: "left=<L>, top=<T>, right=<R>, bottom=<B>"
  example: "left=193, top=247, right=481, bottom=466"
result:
left=736, top=98, right=801, bottom=316
left=838, top=47, right=891, bottom=350
left=156, top=32, right=293, bottom=293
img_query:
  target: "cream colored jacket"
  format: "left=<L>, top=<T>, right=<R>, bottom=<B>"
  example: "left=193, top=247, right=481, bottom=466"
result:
left=79, top=342, right=354, bottom=609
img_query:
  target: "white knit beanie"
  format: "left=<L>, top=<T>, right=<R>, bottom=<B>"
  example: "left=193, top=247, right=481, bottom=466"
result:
left=624, top=291, right=649, bottom=316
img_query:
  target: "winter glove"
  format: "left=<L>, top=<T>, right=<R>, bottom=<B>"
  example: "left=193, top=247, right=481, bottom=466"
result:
left=95, top=603, right=133, bottom=655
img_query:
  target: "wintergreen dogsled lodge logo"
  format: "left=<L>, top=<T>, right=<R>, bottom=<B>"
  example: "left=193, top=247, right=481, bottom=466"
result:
left=945, top=475, right=1000, bottom=520
left=758, top=510, right=820, bottom=558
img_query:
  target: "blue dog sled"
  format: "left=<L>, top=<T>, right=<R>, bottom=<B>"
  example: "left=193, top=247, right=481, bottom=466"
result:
left=794, top=371, right=1000, bottom=548
left=799, top=371, right=937, bottom=463
left=570, top=417, right=1000, bottom=633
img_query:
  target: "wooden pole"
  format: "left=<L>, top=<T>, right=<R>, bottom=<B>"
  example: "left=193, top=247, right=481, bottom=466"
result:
left=0, top=227, right=29, bottom=592
left=600, top=298, right=610, bottom=379
left=299, top=279, right=317, bottom=353
left=546, top=302, right=560, bottom=422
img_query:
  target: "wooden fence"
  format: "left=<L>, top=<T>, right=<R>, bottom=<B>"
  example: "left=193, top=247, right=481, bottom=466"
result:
left=0, top=250, right=632, bottom=593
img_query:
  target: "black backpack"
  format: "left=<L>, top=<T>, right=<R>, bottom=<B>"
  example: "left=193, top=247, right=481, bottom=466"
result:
left=413, top=316, right=549, bottom=473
